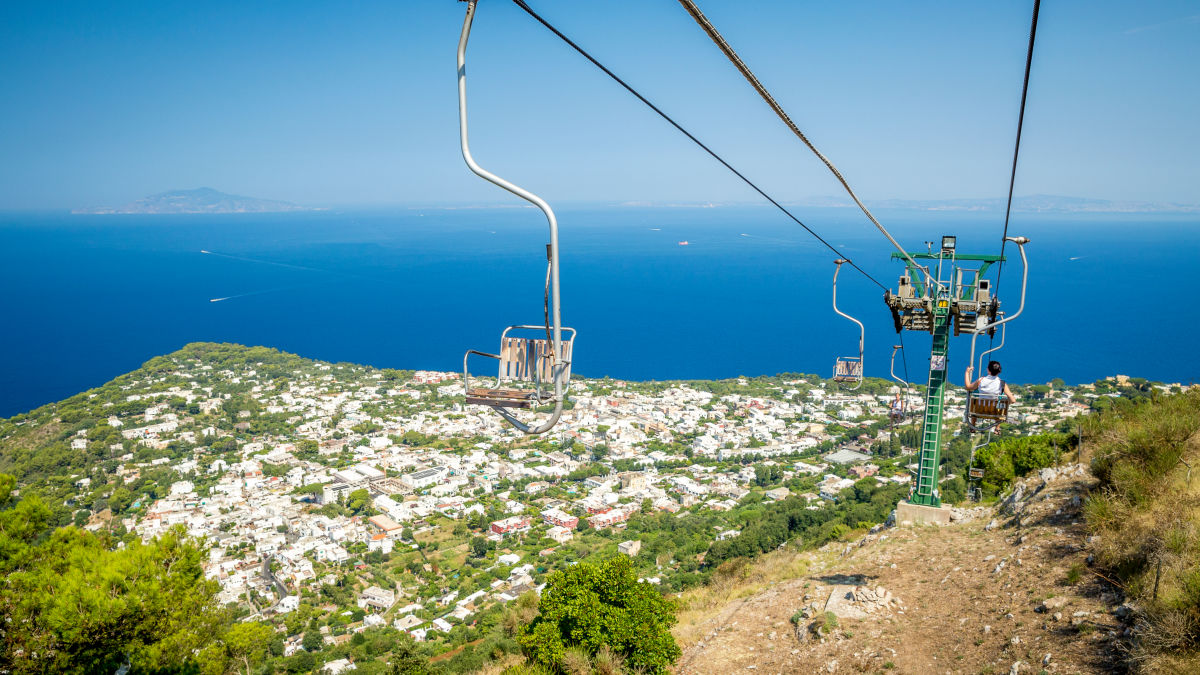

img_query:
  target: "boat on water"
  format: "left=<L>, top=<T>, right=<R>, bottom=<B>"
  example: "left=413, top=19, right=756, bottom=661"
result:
left=678, top=240, right=689, bottom=246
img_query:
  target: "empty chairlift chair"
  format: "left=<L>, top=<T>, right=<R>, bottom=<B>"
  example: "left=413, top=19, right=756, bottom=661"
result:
left=464, top=325, right=576, bottom=410
left=455, top=0, right=575, bottom=434
left=888, top=344, right=912, bottom=422
left=831, top=260, right=865, bottom=389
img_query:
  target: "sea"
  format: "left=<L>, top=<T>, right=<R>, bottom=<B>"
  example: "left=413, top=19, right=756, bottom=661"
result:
left=1, top=205, right=1196, bottom=417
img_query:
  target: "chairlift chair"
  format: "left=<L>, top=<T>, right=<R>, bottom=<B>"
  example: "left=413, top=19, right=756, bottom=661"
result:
left=831, top=260, right=865, bottom=390
left=464, top=325, right=576, bottom=410
left=888, top=344, right=912, bottom=422
left=965, top=312, right=1010, bottom=433
left=455, top=0, right=575, bottom=434
left=964, top=237, right=1031, bottom=435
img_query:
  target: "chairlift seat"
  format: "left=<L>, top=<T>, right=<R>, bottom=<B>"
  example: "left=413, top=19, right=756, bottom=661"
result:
left=968, top=467, right=985, bottom=479
left=833, top=358, right=863, bottom=383
left=464, top=326, right=575, bottom=409
left=465, top=387, right=537, bottom=409
left=968, top=394, right=1009, bottom=420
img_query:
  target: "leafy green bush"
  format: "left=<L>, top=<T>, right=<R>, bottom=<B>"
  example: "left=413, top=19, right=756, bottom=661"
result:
left=974, top=433, right=1070, bottom=497
left=519, top=556, right=680, bottom=674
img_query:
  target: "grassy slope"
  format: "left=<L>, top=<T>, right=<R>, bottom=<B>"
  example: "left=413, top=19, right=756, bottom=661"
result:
left=1082, top=389, right=1200, bottom=673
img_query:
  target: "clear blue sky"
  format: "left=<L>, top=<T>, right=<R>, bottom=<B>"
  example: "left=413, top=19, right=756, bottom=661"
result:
left=1, top=0, right=1197, bottom=210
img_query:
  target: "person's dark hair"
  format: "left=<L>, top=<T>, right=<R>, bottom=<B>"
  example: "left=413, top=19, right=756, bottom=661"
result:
left=987, top=361, right=1002, bottom=376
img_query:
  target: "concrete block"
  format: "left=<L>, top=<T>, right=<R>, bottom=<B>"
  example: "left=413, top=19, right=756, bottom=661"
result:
left=896, top=500, right=953, bottom=526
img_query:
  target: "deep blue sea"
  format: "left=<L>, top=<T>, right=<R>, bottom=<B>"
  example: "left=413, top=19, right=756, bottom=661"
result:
left=0, top=205, right=1196, bottom=417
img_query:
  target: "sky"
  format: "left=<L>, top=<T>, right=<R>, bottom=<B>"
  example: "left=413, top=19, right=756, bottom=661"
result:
left=0, top=1, right=1197, bottom=210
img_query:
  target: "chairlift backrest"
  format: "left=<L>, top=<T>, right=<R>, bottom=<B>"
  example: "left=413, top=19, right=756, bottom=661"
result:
left=834, top=358, right=863, bottom=380
left=969, top=395, right=1009, bottom=420
left=498, top=334, right=574, bottom=384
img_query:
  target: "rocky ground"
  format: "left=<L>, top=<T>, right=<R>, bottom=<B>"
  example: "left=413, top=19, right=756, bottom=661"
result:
left=675, top=465, right=1134, bottom=674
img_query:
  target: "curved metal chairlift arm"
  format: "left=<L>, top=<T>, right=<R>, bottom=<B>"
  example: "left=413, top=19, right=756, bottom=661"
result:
left=968, top=237, right=1029, bottom=380
left=832, top=260, right=865, bottom=390
left=977, top=315, right=1006, bottom=375
left=457, top=0, right=566, bottom=434
left=889, top=344, right=913, bottom=413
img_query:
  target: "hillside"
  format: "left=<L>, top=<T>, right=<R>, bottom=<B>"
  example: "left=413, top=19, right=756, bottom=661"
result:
left=674, top=464, right=1117, bottom=674
left=0, top=341, right=1191, bottom=673
left=675, top=390, right=1200, bottom=675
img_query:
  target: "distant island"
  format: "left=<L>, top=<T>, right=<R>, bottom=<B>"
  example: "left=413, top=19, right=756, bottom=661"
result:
left=73, top=187, right=317, bottom=214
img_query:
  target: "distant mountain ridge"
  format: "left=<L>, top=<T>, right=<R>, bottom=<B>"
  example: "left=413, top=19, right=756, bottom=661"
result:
left=74, top=188, right=315, bottom=214
left=792, top=193, right=1200, bottom=214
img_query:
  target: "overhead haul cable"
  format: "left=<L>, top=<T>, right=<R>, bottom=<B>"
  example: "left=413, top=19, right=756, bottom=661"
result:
left=509, top=0, right=887, bottom=291
left=673, top=0, right=930, bottom=283
left=993, top=0, right=1041, bottom=308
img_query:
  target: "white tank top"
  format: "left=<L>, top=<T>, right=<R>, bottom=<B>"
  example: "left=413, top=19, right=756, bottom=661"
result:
left=978, top=374, right=1003, bottom=396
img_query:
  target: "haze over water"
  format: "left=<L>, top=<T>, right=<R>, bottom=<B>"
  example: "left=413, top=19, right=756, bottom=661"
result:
left=0, top=206, right=1194, bottom=417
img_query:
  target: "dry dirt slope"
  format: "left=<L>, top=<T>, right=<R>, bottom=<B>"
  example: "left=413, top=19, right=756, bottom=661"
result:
left=673, top=465, right=1130, bottom=675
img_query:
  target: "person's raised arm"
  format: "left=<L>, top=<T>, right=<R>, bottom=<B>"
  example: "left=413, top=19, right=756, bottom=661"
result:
left=964, top=366, right=978, bottom=391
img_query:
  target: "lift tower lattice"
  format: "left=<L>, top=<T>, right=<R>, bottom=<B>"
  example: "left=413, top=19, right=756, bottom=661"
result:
left=884, top=236, right=1005, bottom=508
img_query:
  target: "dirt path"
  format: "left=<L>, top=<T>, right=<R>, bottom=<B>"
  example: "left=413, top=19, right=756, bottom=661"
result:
left=675, top=466, right=1127, bottom=675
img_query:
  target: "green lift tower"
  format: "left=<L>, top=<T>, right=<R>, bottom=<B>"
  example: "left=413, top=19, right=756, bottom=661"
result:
left=883, top=235, right=1024, bottom=513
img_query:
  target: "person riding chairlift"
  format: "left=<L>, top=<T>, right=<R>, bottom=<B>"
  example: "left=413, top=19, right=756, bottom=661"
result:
left=964, top=360, right=1016, bottom=430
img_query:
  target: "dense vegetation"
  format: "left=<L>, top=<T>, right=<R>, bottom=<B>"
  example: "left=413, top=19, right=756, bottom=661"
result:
left=0, top=472, right=276, bottom=674
left=972, top=432, right=1074, bottom=497
left=1083, top=390, right=1200, bottom=673
left=705, top=480, right=907, bottom=567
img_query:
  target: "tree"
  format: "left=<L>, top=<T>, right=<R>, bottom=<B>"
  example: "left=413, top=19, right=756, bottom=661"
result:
left=470, top=536, right=490, bottom=559
left=519, top=556, right=680, bottom=674
left=389, top=634, right=433, bottom=674
left=0, top=477, right=230, bottom=674
left=302, top=630, right=323, bottom=652
left=286, top=650, right=315, bottom=672
left=347, top=488, right=372, bottom=515
left=108, top=486, right=133, bottom=514
left=222, top=622, right=274, bottom=675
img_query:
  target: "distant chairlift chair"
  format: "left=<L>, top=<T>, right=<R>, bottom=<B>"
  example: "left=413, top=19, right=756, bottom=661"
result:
left=455, top=0, right=575, bottom=434
left=888, top=344, right=912, bottom=423
left=831, top=259, right=865, bottom=390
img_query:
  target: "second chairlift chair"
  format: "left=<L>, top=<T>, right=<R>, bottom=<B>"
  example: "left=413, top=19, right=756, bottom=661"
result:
left=831, top=259, right=864, bottom=389
left=456, top=0, right=575, bottom=434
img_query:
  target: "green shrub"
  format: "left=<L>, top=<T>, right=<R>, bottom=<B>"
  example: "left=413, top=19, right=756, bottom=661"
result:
left=518, top=556, right=680, bottom=674
left=974, top=433, right=1069, bottom=496
left=819, top=611, right=839, bottom=635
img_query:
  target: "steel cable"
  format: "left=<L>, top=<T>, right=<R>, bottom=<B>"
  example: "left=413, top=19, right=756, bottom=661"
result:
left=990, top=0, right=1041, bottom=348
left=509, top=0, right=887, bottom=291
left=674, top=0, right=931, bottom=284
